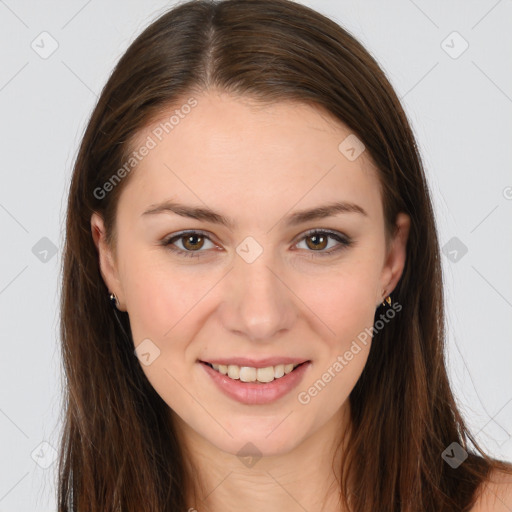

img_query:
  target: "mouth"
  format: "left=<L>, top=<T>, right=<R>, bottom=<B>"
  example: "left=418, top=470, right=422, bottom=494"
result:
left=199, top=360, right=309, bottom=384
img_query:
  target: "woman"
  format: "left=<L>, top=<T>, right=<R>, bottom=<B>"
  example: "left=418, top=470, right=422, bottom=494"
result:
left=58, top=0, right=512, bottom=510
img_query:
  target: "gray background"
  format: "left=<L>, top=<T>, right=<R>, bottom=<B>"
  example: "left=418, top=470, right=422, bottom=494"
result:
left=0, top=0, right=511, bottom=509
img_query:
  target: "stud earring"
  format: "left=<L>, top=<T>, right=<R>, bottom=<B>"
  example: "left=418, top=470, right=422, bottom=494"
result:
left=381, top=294, right=392, bottom=307
left=109, top=292, right=119, bottom=310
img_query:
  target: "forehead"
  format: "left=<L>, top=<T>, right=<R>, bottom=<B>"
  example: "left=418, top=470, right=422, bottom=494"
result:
left=120, top=91, right=382, bottom=224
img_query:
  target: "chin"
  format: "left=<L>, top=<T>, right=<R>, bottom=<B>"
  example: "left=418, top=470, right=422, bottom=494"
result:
left=214, top=431, right=302, bottom=460
left=203, top=413, right=310, bottom=459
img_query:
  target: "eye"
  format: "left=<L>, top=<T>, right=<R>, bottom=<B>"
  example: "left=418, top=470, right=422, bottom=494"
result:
left=293, top=229, right=352, bottom=257
left=162, top=229, right=352, bottom=259
left=163, top=230, right=217, bottom=258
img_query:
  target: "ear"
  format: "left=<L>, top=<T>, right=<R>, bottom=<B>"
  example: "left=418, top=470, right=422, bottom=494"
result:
left=90, top=212, right=125, bottom=311
left=377, top=212, right=410, bottom=307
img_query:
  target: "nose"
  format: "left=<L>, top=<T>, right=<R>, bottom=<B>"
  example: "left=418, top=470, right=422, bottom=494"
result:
left=219, top=250, right=298, bottom=343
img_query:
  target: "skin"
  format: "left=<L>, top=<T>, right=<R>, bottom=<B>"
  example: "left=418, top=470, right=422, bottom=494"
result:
left=91, top=90, right=411, bottom=511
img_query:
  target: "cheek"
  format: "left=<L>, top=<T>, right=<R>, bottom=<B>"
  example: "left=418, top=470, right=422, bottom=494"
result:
left=296, top=275, right=376, bottom=416
left=300, top=264, right=380, bottom=347
left=120, top=250, right=198, bottom=341
left=120, top=252, right=210, bottom=391
left=120, top=257, right=200, bottom=413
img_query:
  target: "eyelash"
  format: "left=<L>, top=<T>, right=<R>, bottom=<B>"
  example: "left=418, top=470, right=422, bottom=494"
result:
left=162, top=229, right=352, bottom=259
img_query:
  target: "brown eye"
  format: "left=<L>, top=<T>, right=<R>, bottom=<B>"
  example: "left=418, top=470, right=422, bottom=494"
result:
left=163, top=229, right=352, bottom=260
left=295, top=229, right=352, bottom=257
left=304, top=233, right=329, bottom=251
left=181, top=233, right=205, bottom=251
left=163, top=231, right=216, bottom=258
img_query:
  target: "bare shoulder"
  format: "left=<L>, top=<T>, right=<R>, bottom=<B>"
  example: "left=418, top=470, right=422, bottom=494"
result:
left=469, top=468, right=512, bottom=512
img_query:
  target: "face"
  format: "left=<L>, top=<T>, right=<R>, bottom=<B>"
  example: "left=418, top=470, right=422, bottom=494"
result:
left=91, top=90, right=410, bottom=458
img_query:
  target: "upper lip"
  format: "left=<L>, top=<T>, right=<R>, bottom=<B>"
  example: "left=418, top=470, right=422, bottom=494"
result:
left=200, top=357, right=309, bottom=368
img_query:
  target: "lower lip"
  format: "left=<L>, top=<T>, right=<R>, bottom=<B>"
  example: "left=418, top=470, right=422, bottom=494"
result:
left=199, top=361, right=311, bottom=405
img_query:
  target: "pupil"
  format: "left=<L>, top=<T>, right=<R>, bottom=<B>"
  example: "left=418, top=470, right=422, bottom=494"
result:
left=307, top=234, right=327, bottom=251
left=185, top=235, right=202, bottom=249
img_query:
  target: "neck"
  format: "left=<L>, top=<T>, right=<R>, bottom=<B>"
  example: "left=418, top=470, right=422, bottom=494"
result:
left=176, top=403, right=353, bottom=512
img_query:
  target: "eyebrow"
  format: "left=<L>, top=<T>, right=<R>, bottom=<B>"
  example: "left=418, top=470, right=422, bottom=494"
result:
left=141, top=199, right=367, bottom=228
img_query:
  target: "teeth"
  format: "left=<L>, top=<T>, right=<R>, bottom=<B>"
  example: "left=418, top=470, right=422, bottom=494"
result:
left=240, top=366, right=256, bottom=382
left=227, top=365, right=240, bottom=379
left=209, top=362, right=301, bottom=383
left=274, top=364, right=284, bottom=378
left=256, top=366, right=274, bottom=383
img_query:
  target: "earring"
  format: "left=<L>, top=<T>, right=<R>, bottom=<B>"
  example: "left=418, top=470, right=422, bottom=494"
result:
left=381, top=294, right=392, bottom=307
left=109, top=292, right=119, bottom=310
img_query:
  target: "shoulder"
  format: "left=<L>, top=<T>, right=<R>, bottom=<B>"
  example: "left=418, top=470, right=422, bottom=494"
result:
left=469, top=468, right=512, bottom=512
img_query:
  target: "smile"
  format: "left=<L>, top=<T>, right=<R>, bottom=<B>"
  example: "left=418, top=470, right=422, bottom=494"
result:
left=202, top=361, right=303, bottom=383
left=199, top=359, right=311, bottom=405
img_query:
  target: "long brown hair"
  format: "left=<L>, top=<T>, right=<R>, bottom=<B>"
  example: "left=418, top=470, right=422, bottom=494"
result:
left=58, top=0, right=512, bottom=510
